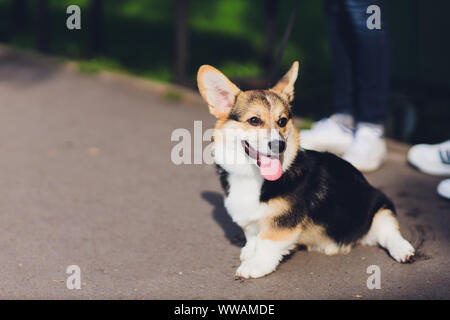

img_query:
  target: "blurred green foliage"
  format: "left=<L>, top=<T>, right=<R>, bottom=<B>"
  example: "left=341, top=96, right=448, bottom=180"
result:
left=0, top=0, right=330, bottom=85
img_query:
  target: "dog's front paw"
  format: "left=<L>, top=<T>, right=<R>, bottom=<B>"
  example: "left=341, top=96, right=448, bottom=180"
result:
left=389, top=238, right=415, bottom=263
left=235, top=258, right=278, bottom=279
left=240, top=241, right=257, bottom=261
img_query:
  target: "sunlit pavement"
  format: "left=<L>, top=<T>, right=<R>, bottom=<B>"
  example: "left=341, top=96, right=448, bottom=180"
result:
left=0, top=47, right=448, bottom=299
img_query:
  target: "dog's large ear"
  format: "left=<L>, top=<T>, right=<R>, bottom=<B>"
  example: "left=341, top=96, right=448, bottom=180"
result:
left=197, top=65, right=241, bottom=119
left=271, top=61, right=299, bottom=102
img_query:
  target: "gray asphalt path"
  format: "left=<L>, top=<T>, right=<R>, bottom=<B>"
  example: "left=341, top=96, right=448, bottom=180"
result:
left=0, top=47, right=449, bottom=299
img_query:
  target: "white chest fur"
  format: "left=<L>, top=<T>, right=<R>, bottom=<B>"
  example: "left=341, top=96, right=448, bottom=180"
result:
left=224, top=171, right=266, bottom=228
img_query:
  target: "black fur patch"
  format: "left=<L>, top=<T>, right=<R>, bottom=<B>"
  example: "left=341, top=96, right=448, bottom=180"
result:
left=216, top=164, right=230, bottom=196
left=227, top=112, right=239, bottom=122
left=260, top=149, right=395, bottom=245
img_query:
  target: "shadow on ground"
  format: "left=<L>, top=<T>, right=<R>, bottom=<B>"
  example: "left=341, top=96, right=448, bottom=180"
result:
left=201, top=191, right=245, bottom=247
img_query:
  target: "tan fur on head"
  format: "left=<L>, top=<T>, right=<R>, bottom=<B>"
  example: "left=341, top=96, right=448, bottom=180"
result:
left=197, top=62, right=301, bottom=171
left=197, top=61, right=299, bottom=118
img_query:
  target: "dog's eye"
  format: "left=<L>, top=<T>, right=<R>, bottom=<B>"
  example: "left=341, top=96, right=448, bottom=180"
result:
left=278, top=117, right=288, bottom=127
left=248, top=117, right=262, bottom=126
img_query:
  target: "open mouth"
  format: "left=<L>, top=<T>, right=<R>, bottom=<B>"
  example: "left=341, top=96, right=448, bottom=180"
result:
left=242, top=140, right=283, bottom=181
left=242, top=140, right=271, bottom=166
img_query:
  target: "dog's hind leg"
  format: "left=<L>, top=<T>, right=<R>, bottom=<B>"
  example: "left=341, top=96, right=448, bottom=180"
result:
left=361, top=209, right=415, bottom=263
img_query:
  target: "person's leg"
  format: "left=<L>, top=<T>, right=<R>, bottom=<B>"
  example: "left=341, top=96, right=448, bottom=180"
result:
left=300, top=0, right=355, bottom=155
left=324, top=0, right=355, bottom=118
left=340, top=0, right=390, bottom=171
left=344, top=0, right=390, bottom=125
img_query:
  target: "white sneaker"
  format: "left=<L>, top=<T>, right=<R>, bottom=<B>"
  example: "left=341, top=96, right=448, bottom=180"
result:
left=343, top=125, right=387, bottom=172
left=437, top=179, right=450, bottom=200
left=300, top=115, right=354, bottom=155
left=407, top=140, right=450, bottom=176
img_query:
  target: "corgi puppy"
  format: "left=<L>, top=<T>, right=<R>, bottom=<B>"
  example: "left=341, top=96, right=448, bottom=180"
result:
left=197, top=62, right=415, bottom=279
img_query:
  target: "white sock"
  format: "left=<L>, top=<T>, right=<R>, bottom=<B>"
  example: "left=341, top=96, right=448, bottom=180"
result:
left=331, top=113, right=354, bottom=129
left=357, top=122, right=385, bottom=137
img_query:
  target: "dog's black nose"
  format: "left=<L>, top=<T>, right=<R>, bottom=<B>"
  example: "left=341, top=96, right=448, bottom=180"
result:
left=269, top=140, right=286, bottom=154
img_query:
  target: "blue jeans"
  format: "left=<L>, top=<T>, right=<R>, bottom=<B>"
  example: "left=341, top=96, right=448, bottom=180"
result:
left=324, top=0, right=390, bottom=124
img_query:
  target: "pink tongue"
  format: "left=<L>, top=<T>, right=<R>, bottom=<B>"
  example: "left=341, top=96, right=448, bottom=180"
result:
left=259, top=155, right=283, bottom=181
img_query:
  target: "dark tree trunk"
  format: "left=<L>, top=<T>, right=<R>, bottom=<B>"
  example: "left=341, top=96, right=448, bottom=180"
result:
left=36, top=0, right=50, bottom=52
left=11, top=0, right=29, bottom=35
left=260, top=0, right=278, bottom=77
left=89, top=0, right=105, bottom=54
left=173, top=0, right=189, bottom=85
